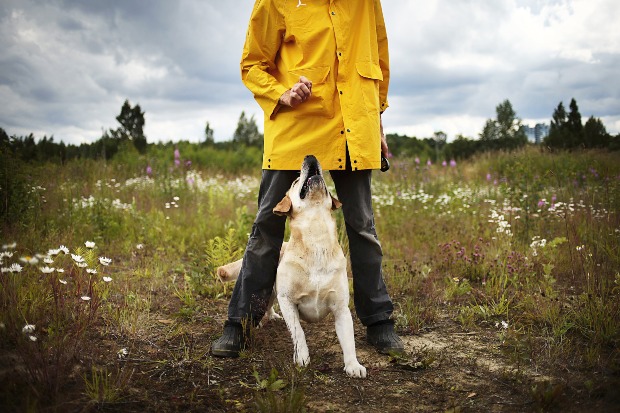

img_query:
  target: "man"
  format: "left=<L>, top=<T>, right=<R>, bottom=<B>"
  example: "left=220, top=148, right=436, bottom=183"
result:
left=211, top=0, right=403, bottom=357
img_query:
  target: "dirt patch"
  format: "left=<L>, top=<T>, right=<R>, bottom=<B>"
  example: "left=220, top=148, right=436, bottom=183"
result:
left=1, top=298, right=618, bottom=412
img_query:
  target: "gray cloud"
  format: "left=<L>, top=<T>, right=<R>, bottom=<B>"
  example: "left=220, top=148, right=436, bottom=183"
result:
left=0, top=0, right=618, bottom=144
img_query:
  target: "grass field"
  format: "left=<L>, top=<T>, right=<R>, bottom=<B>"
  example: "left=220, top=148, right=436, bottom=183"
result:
left=1, top=147, right=619, bottom=412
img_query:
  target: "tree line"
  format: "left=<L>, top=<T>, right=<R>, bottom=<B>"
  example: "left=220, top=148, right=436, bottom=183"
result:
left=1, top=97, right=618, bottom=165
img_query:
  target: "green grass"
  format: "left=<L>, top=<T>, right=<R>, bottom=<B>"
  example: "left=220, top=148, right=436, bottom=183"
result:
left=1, top=146, right=619, bottom=410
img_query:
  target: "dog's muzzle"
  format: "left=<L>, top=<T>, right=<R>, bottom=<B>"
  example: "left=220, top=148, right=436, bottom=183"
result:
left=299, top=155, right=325, bottom=199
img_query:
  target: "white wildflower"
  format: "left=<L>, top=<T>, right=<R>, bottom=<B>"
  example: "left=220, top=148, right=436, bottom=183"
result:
left=59, top=279, right=67, bottom=285
left=102, top=276, right=112, bottom=283
left=40, top=266, right=55, bottom=274
left=85, top=241, right=96, bottom=249
left=136, top=244, right=144, bottom=250
left=77, top=262, right=88, bottom=268
left=71, top=254, right=84, bottom=263
left=56, top=268, right=64, bottom=273
left=81, top=296, right=91, bottom=301
left=29, top=335, right=37, bottom=342
left=2, top=242, right=17, bottom=250
left=20, top=256, right=39, bottom=265
left=22, top=324, right=36, bottom=333
left=8, top=263, right=23, bottom=273
left=99, top=257, right=112, bottom=266
left=43, top=257, right=54, bottom=264
left=59, top=245, right=70, bottom=254
left=86, top=268, right=97, bottom=274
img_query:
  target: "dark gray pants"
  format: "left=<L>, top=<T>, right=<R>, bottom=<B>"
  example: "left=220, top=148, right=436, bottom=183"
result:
left=227, top=165, right=394, bottom=327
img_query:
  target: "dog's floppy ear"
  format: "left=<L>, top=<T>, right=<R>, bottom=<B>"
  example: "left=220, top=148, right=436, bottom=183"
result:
left=273, top=194, right=293, bottom=216
left=330, top=194, right=342, bottom=210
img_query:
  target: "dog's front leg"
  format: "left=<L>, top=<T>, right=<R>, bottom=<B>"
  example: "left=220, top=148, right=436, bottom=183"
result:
left=333, top=307, right=367, bottom=378
left=277, top=295, right=310, bottom=367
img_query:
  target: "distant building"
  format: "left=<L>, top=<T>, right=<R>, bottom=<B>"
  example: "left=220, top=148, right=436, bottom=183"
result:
left=523, top=123, right=549, bottom=144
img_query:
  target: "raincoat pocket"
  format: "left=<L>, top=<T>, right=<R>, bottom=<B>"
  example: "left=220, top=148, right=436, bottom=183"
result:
left=288, top=66, right=334, bottom=118
left=356, top=62, right=383, bottom=114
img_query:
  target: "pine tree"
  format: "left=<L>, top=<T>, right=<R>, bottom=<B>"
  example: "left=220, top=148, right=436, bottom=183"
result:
left=566, top=98, right=584, bottom=148
left=112, top=99, right=147, bottom=153
left=233, top=111, right=262, bottom=147
left=544, top=102, right=567, bottom=148
left=583, top=116, right=609, bottom=148
left=204, top=122, right=214, bottom=145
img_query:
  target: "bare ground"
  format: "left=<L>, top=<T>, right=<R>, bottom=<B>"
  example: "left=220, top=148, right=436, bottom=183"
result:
left=2, top=292, right=619, bottom=412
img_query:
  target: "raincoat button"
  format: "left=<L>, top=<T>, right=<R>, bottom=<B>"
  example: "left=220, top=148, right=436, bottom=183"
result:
left=347, top=129, right=351, bottom=132
left=331, top=11, right=335, bottom=15
left=339, top=90, right=343, bottom=95
left=340, top=130, right=344, bottom=134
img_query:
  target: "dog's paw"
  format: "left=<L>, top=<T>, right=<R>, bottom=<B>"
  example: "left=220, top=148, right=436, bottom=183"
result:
left=294, top=347, right=310, bottom=367
left=268, top=311, right=283, bottom=321
left=344, top=361, right=367, bottom=378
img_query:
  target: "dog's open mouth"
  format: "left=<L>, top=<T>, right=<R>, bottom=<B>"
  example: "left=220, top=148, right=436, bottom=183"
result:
left=299, top=155, right=324, bottom=200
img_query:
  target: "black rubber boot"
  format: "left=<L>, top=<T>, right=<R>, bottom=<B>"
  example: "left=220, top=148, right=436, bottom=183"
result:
left=366, top=320, right=404, bottom=355
left=211, top=321, right=247, bottom=357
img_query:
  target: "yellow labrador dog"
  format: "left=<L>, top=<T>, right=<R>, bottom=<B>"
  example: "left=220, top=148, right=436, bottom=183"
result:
left=217, top=155, right=367, bottom=378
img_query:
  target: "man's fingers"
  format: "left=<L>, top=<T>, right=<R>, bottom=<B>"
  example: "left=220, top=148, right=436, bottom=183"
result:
left=289, top=90, right=303, bottom=104
left=299, top=76, right=312, bottom=90
left=293, top=83, right=311, bottom=98
left=280, top=76, right=314, bottom=108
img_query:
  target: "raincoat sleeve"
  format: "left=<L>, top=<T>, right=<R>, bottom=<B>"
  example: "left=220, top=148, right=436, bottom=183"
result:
left=375, top=0, right=390, bottom=113
left=241, top=0, right=289, bottom=119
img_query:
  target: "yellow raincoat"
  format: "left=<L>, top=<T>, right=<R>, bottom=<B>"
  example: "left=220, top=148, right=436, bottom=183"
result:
left=241, top=0, right=389, bottom=170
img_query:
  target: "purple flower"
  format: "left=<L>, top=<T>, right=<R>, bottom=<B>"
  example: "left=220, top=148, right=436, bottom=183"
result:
left=450, top=159, right=457, bottom=167
left=185, top=160, right=192, bottom=168
left=146, top=165, right=152, bottom=176
left=538, top=199, right=546, bottom=208
left=174, top=159, right=180, bottom=167
left=415, top=157, right=420, bottom=165
left=427, top=159, right=432, bottom=166
left=442, top=160, right=447, bottom=167
left=486, top=173, right=492, bottom=181
left=174, top=148, right=180, bottom=160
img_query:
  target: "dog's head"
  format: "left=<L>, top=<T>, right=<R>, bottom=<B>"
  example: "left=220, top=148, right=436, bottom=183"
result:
left=273, top=155, right=341, bottom=217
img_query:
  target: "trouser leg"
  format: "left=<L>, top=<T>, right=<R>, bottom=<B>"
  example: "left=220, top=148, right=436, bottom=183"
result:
left=330, top=165, right=394, bottom=326
left=227, top=169, right=298, bottom=325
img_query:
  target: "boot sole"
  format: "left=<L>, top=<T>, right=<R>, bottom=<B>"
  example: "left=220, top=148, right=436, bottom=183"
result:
left=211, top=346, right=241, bottom=358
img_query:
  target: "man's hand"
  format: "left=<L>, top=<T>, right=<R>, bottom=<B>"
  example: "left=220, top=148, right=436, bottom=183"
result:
left=279, top=76, right=312, bottom=108
left=380, top=117, right=389, bottom=157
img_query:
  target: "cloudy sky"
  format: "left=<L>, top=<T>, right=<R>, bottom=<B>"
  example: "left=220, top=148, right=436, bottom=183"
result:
left=1, top=0, right=619, bottom=145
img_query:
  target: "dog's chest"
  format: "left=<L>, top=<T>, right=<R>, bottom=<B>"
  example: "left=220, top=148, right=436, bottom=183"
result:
left=277, top=244, right=348, bottom=322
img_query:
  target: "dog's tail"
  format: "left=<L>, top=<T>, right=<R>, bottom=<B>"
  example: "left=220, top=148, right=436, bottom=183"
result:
left=216, top=259, right=242, bottom=282
left=216, top=242, right=289, bottom=283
